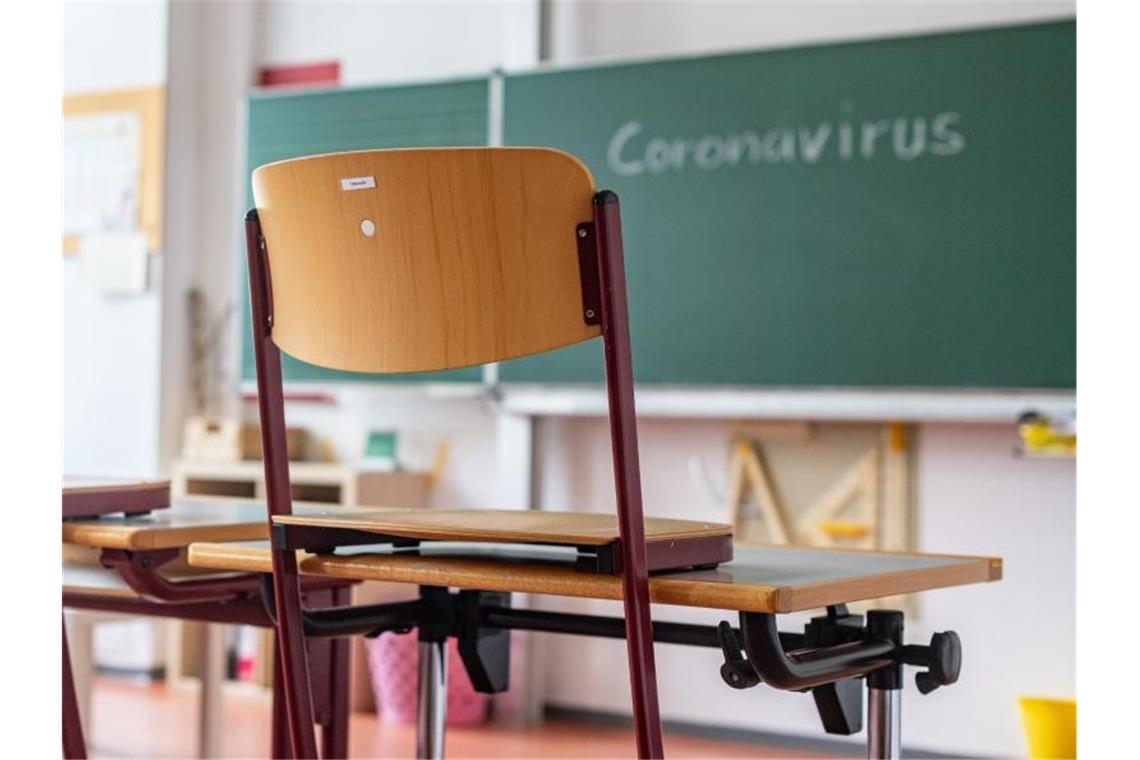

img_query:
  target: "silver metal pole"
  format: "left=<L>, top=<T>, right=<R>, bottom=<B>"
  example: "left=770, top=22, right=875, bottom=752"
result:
left=416, top=639, right=448, bottom=760
left=867, top=687, right=901, bottom=760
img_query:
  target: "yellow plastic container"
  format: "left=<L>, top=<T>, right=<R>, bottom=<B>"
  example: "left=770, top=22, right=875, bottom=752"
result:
left=1019, top=697, right=1076, bottom=759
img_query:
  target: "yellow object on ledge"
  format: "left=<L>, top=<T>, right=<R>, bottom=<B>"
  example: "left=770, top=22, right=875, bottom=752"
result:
left=1018, top=413, right=1076, bottom=457
left=817, top=520, right=872, bottom=541
left=1019, top=696, right=1076, bottom=759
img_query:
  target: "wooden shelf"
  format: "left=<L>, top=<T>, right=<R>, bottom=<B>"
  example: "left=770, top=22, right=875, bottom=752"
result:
left=172, top=459, right=431, bottom=509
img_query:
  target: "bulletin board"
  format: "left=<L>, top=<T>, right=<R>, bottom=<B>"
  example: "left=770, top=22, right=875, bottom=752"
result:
left=63, top=86, right=165, bottom=254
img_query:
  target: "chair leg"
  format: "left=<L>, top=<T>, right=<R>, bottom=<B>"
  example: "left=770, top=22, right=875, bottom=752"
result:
left=616, top=530, right=664, bottom=758
left=272, top=639, right=291, bottom=759
left=594, top=191, right=665, bottom=758
left=62, top=617, right=87, bottom=759
left=320, top=586, right=352, bottom=759
left=271, top=550, right=320, bottom=758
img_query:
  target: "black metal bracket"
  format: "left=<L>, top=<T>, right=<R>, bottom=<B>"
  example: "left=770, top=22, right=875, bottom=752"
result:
left=258, top=578, right=514, bottom=695
left=255, top=578, right=961, bottom=722
left=575, top=221, right=602, bottom=325
left=271, top=523, right=421, bottom=555
left=715, top=605, right=963, bottom=736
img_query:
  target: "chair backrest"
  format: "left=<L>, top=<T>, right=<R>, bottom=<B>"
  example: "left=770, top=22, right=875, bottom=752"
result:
left=251, top=147, right=601, bottom=373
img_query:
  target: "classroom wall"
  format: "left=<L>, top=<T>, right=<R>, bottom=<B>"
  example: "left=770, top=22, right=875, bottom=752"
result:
left=532, top=2, right=1076, bottom=756
left=547, top=0, right=1076, bottom=61
left=63, top=0, right=168, bottom=478
left=257, top=0, right=539, bottom=86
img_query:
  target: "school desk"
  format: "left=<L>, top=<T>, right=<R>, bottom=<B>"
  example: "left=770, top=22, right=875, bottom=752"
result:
left=62, top=499, right=355, bottom=759
left=187, top=538, right=1001, bottom=759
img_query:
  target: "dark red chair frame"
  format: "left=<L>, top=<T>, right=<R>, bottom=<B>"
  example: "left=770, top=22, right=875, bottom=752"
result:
left=245, top=190, right=665, bottom=758
left=61, top=561, right=352, bottom=759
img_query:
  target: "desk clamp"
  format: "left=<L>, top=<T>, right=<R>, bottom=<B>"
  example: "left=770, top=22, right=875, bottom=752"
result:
left=717, top=605, right=961, bottom=740
left=257, top=584, right=959, bottom=759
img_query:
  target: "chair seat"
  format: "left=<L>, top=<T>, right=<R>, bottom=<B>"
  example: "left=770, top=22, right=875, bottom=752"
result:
left=274, top=508, right=729, bottom=546
left=272, top=509, right=734, bottom=573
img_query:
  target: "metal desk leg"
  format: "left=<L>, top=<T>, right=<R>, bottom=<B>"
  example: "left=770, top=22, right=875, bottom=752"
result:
left=199, top=623, right=226, bottom=758
left=63, top=618, right=87, bottom=759
left=867, top=686, right=901, bottom=759
left=64, top=612, right=95, bottom=732
left=416, top=640, right=448, bottom=760
left=866, top=610, right=904, bottom=760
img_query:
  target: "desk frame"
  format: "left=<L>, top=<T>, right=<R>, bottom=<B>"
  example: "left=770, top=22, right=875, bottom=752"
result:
left=62, top=548, right=352, bottom=759
left=241, top=579, right=943, bottom=760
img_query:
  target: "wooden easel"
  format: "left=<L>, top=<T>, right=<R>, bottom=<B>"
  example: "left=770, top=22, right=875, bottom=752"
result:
left=794, top=423, right=910, bottom=552
left=722, top=423, right=910, bottom=552
left=798, top=450, right=880, bottom=549
left=724, top=439, right=792, bottom=544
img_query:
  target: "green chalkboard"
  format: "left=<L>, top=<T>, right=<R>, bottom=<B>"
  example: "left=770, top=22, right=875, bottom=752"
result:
left=500, top=21, right=1075, bottom=388
left=240, top=78, right=489, bottom=383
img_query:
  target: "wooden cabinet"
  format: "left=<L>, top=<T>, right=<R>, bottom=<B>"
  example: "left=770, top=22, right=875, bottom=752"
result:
left=172, top=459, right=430, bottom=508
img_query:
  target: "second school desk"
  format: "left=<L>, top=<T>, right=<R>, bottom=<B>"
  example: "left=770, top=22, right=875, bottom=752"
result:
left=188, top=538, right=1001, bottom=759
left=62, top=499, right=354, bottom=759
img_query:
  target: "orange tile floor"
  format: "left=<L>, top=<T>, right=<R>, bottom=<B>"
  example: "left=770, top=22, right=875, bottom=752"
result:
left=86, top=676, right=829, bottom=759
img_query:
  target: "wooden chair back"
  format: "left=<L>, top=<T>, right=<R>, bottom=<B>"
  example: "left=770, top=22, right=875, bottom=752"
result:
left=251, top=147, right=601, bottom=373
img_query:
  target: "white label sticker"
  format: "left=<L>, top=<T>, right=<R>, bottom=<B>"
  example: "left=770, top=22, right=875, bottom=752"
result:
left=339, top=175, right=376, bottom=191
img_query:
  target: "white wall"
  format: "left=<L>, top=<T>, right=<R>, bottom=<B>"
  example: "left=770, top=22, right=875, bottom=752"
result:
left=159, top=0, right=261, bottom=471
left=63, top=0, right=168, bottom=477
left=63, top=0, right=168, bottom=93
left=257, top=0, right=538, bottom=85
left=548, top=0, right=1075, bottom=62
left=535, top=2, right=1077, bottom=757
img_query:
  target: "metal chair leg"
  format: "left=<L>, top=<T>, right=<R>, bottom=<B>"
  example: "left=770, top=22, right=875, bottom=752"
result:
left=62, top=618, right=87, bottom=759
left=320, top=586, right=352, bottom=759
left=271, top=552, right=320, bottom=759
left=594, top=192, right=665, bottom=758
left=271, top=639, right=291, bottom=759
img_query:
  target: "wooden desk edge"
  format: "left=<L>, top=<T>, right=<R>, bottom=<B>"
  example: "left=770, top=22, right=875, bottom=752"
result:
left=188, top=543, right=274, bottom=572
left=62, top=522, right=268, bottom=551
left=62, top=584, right=140, bottom=600
left=188, top=544, right=999, bottom=615
left=772, top=556, right=1002, bottom=613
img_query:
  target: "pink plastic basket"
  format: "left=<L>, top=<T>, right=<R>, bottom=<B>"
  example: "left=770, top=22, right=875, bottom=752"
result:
left=364, top=629, right=489, bottom=726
